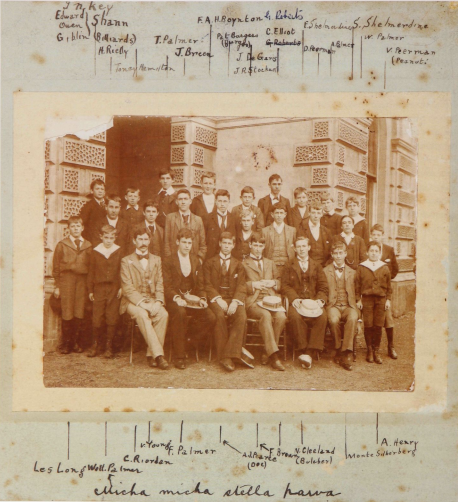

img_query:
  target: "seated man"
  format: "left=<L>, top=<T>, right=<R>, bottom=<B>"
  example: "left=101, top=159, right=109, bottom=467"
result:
left=323, top=242, right=359, bottom=371
left=243, top=233, right=287, bottom=371
left=163, top=228, right=216, bottom=370
left=120, top=227, right=169, bottom=369
left=281, top=236, right=328, bottom=369
left=203, top=232, right=253, bottom=372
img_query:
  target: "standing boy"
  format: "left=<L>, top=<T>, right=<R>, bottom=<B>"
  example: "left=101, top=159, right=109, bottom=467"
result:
left=243, top=233, right=287, bottom=371
left=345, top=196, right=370, bottom=244
left=258, top=174, right=292, bottom=227
left=133, top=200, right=164, bottom=258
left=290, top=187, right=309, bottom=234
left=320, top=193, right=342, bottom=237
left=233, top=210, right=255, bottom=261
left=121, top=186, right=143, bottom=229
left=79, top=179, right=107, bottom=243
left=332, top=215, right=367, bottom=269
left=164, top=189, right=207, bottom=262
left=370, top=224, right=399, bottom=359
left=190, top=173, right=216, bottom=225
left=92, top=194, right=129, bottom=253
left=87, top=225, right=123, bottom=358
left=52, top=216, right=92, bottom=354
left=231, top=186, right=264, bottom=232
left=299, top=202, right=332, bottom=267
left=205, top=189, right=237, bottom=259
left=203, top=232, right=253, bottom=372
left=355, top=241, right=392, bottom=364
left=154, top=169, right=177, bottom=228
left=163, top=228, right=216, bottom=369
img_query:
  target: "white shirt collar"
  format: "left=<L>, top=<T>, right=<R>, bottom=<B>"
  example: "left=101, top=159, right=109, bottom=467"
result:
left=159, top=187, right=175, bottom=196
left=107, top=216, right=118, bottom=226
left=219, top=253, right=231, bottom=260
left=179, top=210, right=191, bottom=217
left=126, top=204, right=139, bottom=210
left=273, top=221, right=285, bottom=233
left=360, top=259, right=386, bottom=272
left=135, top=249, right=149, bottom=258
left=94, top=198, right=104, bottom=206
left=69, top=235, right=84, bottom=245
left=333, top=261, right=345, bottom=269
left=324, top=209, right=335, bottom=216
left=94, top=243, right=120, bottom=259
left=177, top=252, right=192, bottom=276
left=309, top=219, right=320, bottom=229
left=270, top=193, right=280, bottom=203
left=298, top=206, right=307, bottom=217
left=145, top=221, right=156, bottom=230
left=242, top=230, right=252, bottom=239
left=341, top=232, right=355, bottom=243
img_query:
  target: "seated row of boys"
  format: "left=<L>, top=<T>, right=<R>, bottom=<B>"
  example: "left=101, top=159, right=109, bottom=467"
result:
left=53, top=213, right=396, bottom=372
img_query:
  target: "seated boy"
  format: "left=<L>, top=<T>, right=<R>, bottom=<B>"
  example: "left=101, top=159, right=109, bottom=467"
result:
left=320, top=193, right=342, bottom=237
left=370, top=224, right=399, bottom=359
left=290, top=187, right=309, bottom=234
left=87, top=225, right=123, bottom=358
left=345, top=196, right=369, bottom=245
left=355, top=241, right=392, bottom=364
left=92, top=194, right=129, bottom=254
left=298, top=202, right=332, bottom=267
left=203, top=232, right=253, bottom=372
left=233, top=209, right=255, bottom=261
left=332, top=215, right=367, bottom=269
left=52, top=216, right=92, bottom=354
left=190, top=173, right=216, bottom=225
left=261, top=202, right=296, bottom=277
left=243, top=233, right=287, bottom=371
left=79, top=179, right=107, bottom=243
left=205, top=189, right=237, bottom=259
left=231, top=186, right=264, bottom=232
left=163, top=228, right=216, bottom=369
left=121, top=186, right=143, bottom=229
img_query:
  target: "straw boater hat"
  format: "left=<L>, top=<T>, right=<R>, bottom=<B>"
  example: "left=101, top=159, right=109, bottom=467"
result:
left=257, top=295, right=286, bottom=312
left=184, top=293, right=204, bottom=309
left=294, top=299, right=323, bottom=318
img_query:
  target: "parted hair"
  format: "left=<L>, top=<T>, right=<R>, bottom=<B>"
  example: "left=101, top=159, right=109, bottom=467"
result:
left=241, top=186, right=255, bottom=196
left=219, top=231, right=235, bottom=243
left=249, top=232, right=266, bottom=245
left=240, top=209, right=254, bottom=220
left=367, top=240, right=382, bottom=251
left=143, top=200, right=159, bottom=211
left=201, top=173, right=216, bottom=183
left=294, top=235, right=310, bottom=246
left=341, top=215, right=354, bottom=225
left=106, top=194, right=122, bottom=204
left=125, top=186, right=140, bottom=195
left=90, top=179, right=105, bottom=190
left=177, top=228, right=193, bottom=241
left=320, top=192, right=334, bottom=202
left=331, top=241, right=347, bottom=252
left=132, top=225, right=151, bottom=240
left=371, top=224, right=385, bottom=234
left=68, top=216, right=84, bottom=226
left=215, top=189, right=230, bottom=200
left=158, top=169, right=174, bottom=179
left=294, top=187, right=307, bottom=198
left=268, top=174, right=282, bottom=184
left=309, top=201, right=323, bottom=211
left=99, top=224, right=117, bottom=236
left=271, top=202, right=287, bottom=212
left=176, top=188, right=191, bottom=198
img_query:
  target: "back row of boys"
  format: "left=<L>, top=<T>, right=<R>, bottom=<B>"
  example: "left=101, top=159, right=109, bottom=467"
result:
left=53, top=170, right=398, bottom=371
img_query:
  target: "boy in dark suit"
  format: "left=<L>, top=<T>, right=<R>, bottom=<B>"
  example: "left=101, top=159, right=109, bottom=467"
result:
left=79, top=179, right=107, bottom=243
left=121, top=187, right=143, bottom=229
left=203, top=232, right=253, bottom=372
left=299, top=202, right=332, bottom=267
left=134, top=200, right=164, bottom=258
left=321, top=193, right=342, bottom=237
left=154, top=169, right=177, bottom=228
left=87, top=225, right=123, bottom=358
left=205, top=189, right=237, bottom=259
left=345, top=196, right=370, bottom=245
left=52, top=216, right=92, bottom=354
left=233, top=209, right=255, bottom=261
left=258, top=174, right=292, bottom=227
left=163, top=228, right=216, bottom=369
left=370, top=224, right=399, bottom=359
left=355, top=241, right=392, bottom=364
left=332, top=215, right=367, bottom=269
left=92, top=194, right=129, bottom=254
left=232, top=186, right=264, bottom=232
left=190, top=173, right=216, bottom=225
left=281, top=236, right=328, bottom=369
left=290, top=187, right=309, bottom=234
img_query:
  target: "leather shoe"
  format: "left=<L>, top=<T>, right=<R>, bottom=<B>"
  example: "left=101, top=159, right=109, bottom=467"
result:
left=261, top=353, right=269, bottom=365
left=147, top=356, right=157, bottom=368
left=373, top=349, right=383, bottom=364
left=366, top=348, right=374, bottom=363
left=174, top=358, right=186, bottom=370
left=298, top=354, right=312, bottom=369
left=388, top=346, right=398, bottom=359
left=270, top=354, right=285, bottom=371
left=156, top=356, right=169, bottom=370
left=220, top=358, right=235, bottom=372
left=340, top=351, right=353, bottom=371
left=340, top=360, right=353, bottom=371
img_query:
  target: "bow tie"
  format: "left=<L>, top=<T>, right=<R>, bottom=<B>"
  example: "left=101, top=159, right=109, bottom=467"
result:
left=334, top=266, right=344, bottom=272
left=137, top=253, right=148, bottom=260
left=250, top=256, right=262, bottom=261
left=220, top=256, right=231, bottom=262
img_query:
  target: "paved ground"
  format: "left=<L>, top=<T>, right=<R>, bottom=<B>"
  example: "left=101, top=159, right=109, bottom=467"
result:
left=43, top=312, right=415, bottom=392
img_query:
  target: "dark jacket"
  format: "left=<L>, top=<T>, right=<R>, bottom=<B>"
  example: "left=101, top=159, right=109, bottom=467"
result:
left=79, top=197, right=107, bottom=243
left=87, top=245, right=122, bottom=294
left=164, top=212, right=207, bottom=261
left=231, top=203, right=265, bottom=232
left=153, top=190, right=178, bottom=228
left=233, top=229, right=252, bottom=261
left=257, top=194, right=292, bottom=227
left=190, top=194, right=215, bottom=226
left=321, top=212, right=342, bottom=237
left=204, top=210, right=237, bottom=259
left=353, top=218, right=370, bottom=245
left=120, top=205, right=144, bottom=230
left=381, top=244, right=399, bottom=279
left=298, top=220, right=332, bottom=267
left=281, top=257, right=328, bottom=304
left=355, top=261, right=392, bottom=300
left=323, top=263, right=358, bottom=311
left=91, top=215, right=130, bottom=254
left=332, top=234, right=367, bottom=270
left=129, top=221, right=164, bottom=258
left=203, top=255, right=246, bottom=303
left=290, top=205, right=309, bottom=234
left=163, top=252, right=206, bottom=304
left=52, top=238, right=92, bottom=288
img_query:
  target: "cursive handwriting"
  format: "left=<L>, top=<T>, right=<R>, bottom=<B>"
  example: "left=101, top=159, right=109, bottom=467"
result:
left=283, top=483, right=341, bottom=498
left=94, top=474, right=150, bottom=497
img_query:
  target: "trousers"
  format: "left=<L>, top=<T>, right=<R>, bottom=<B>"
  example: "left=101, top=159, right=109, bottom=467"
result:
left=209, top=299, right=246, bottom=361
left=288, top=307, right=327, bottom=351
left=247, top=305, right=286, bottom=357
left=126, top=303, right=168, bottom=358
left=327, top=305, right=358, bottom=352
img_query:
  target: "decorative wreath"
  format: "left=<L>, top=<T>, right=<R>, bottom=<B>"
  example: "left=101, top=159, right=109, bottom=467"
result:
left=252, top=145, right=278, bottom=171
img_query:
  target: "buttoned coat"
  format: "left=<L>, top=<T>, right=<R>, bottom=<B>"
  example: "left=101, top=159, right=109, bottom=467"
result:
left=164, top=212, right=207, bottom=261
left=153, top=190, right=178, bottom=228
left=204, top=210, right=237, bottom=259
left=321, top=212, right=342, bottom=237
left=79, top=197, right=107, bottom=242
left=91, top=215, right=130, bottom=253
left=322, top=263, right=358, bottom=311
left=261, top=224, right=297, bottom=262
left=203, top=255, right=246, bottom=303
left=290, top=205, right=309, bottom=234
left=381, top=244, right=399, bottom=280
left=331, top=234, right=367, bottom=269
left=281, top=257, right=328, bottom=304
left=119, top=252, right=165, bottom=315
left=163, top=253, right=206, bottom=304
left=243, top=256, right=281, bottom=311
left=298, top=220, right=332, bottom=267
left=190, top=194, right=215, bottom=225
left=257, top=194, right=292, bottom=227
left=231, top=203, right=265, bottom=232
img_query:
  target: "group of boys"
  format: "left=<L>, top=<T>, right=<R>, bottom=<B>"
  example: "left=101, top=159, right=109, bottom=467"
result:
left=52, top=170, right=399, bottom=373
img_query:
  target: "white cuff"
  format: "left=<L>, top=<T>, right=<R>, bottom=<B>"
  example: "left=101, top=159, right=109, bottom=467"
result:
left=211, top=296, right=222, bottom=303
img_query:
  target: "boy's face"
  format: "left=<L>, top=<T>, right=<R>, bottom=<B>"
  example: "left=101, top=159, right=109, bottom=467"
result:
left=125, top=191, right=140, bottom=206
left=176, top=193, right=192, bottom=212
left=346, top=201, right=359, bottom=216
left=159, top=174, right=173, bottom=190
left=177, top=237, right=193, bottom=255
left=249, top=240, right=265, bottom=258
left=271, top=209, right=287, bottom=225
left=241, top=193, right=254, bottom=207
left=133, top=233, right=150, bottom=252
left=295, top=192, right=308, bottom=208
left=220, top=238, right=235, bottom=256
left=202, top=177, right=215, bottom=195
left=331, top=248, right=347, bottom=266
left=309, top=208, right=323, bottom=224
left=323, top=199, right=334, bottom=213
left=269, top=179, right=282, bottom=196
left=241, top=215, right=254, bottom=232
left=106, top=200, right=121, bottom=219
left=101, top=231, right=116, bottom=248
left=341, top=217, right=354, bottom=234
left=68, top=222, right=83, bottom=239
left=294, top=240, right=310, bottom=260
left=367, top=245, right=381, bottom=262
left=92, top=183, right=105, bottom=200
left=215, top=196, right=230, bottom=213
left=370, top=230, right=384, bottom=244
left=144, top=206, right=158, bottom=224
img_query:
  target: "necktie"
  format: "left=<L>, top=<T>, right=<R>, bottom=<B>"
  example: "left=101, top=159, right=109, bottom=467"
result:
left=158, top=190, right=166, bottom=201
left=221, top=257, right=230, bottom=276
left=299, top=260, right=308, bottom=272
left=218, top=213, right=227, bottom=230
left=75, top=239, right=81, bottom=251
left=334, top=266, right=344, bottom=273
left=182, top=215, right=189, bottom=226
left=148, top=225, right=155, bottom=235
left=252, top=256, right=263, bottom=271
left=100, top=199, right=106, bottom=209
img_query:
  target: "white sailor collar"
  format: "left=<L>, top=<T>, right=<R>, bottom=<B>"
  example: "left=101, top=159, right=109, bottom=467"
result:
left=94, top=243, right=120, bottom=259
left=360, top=259, right=387, bottom=272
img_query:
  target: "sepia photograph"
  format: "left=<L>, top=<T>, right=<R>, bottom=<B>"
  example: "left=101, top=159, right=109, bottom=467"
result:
left=42, top=115, right=417, bottom=391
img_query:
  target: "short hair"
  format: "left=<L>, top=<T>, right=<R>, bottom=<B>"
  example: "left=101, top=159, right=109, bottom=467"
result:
left=294, top=235, right=310, bottom=246
left=143, top=200, right=159, bottom=211
left=125, top=186, right=140, bottom=195
left=294, top=187, right=307, bottom=198
left=371, top=224, right=385, bottom=234
left=176, top=188, right=191, bottom=198
left=177, top=228, right=193, bottom=241
left=132, top=225, right=150, bottom=240
left=99, top=224, right=117, bottom=236
left=219, top=231, right=235, bottom=243
left=106, top=194, right=122, bottom=204
left=320, top=192, right=334, bottom=202
left=271, top=202, right=287, bottom=212
left=241, top=186, right=255, bottom=197
left=68, top=216, right=83, bottom=226
left=341, top=215, right=354, bottom=225
left=158, top=169, right=174, bottom=179
left=201, top=173, right=216, bottom=184
left=249, top=232, right=265, bottom=245
left=240, top=209, right=254, bottom=220
left=268, top=174, right=282, bottom=184
left=215, top=189, right=230, bottom=200
left=331, top=241, right=347, bottom=253
left=367, top=240, right=382, bottom=251
left=345, top=196, right=360, bottom=207
left=309, top=202, right=323, bottom=211
left=90, top=179, right=105, bottom=190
